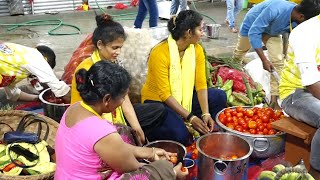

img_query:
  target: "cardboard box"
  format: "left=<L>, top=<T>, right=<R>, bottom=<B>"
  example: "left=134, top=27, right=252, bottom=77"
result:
left=272, top=117, right=316, bottom=170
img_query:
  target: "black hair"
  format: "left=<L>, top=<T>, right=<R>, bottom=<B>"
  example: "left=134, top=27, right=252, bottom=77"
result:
left=92, top=13, right=126, bottom=48
left=75, top=60, right=131, bottom=104
left=296, top=0, right=320, bottom=20
left=167, top=10, right=203, bottom=41
left=36, top=45, right=56, bottom=69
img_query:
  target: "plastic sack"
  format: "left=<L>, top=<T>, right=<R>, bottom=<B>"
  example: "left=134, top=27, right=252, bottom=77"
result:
left=216, top=66, right=254, bottom=93
left=117, top=27, right=155, bottom=103
left=61, top=33, right=94, bottom=84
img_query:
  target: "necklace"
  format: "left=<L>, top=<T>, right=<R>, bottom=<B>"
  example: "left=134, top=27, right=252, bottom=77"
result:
left=80, top=101, right=102, bottom=119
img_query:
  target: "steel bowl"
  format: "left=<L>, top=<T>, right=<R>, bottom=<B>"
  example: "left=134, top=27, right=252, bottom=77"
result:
left=144, top=140, right=187, bottom=164
left=215, top=107, right=286, bottom=159
left=39, top=87, right=70, bottom=123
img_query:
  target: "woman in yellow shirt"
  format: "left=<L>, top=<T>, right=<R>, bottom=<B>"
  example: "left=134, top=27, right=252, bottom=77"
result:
left=70, top=14, right=166, bottom=145
left=141, top=10, right=227, bottom=145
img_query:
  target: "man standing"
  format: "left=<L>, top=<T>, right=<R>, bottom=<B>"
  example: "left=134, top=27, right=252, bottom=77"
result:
left=279, top=14, right=320, bottom=178
left=233, top=0, right=320, bottom=109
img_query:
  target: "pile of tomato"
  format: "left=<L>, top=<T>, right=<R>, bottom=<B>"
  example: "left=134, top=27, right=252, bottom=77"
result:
left=218, top=106, right=284, bottom=135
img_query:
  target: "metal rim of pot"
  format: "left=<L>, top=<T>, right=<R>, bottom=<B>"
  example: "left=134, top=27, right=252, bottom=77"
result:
left=39, top=87, right=70, bottom=107
left=196, top=132, right=253, bottom=162
left=214, top=107, right=286, bottom=138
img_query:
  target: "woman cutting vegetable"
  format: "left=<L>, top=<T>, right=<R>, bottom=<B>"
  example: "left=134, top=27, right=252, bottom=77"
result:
left=55, top=61, right=188, bottom=180
left=141, top=10, right=227, bottom=145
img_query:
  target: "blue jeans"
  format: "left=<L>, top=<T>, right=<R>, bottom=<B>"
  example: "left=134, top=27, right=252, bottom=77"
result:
left=226, top=0, right=243, bottom=28
left=145, top=88, right=227, bottom=146
left=281, top=89, right=320, bottom=171
left=134, top=0, right=158, bottom=28
left=170, top=0, right=187, bottom=15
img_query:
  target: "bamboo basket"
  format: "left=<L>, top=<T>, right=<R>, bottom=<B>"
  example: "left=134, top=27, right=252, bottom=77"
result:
left=0, top=110, right=59, bottom=180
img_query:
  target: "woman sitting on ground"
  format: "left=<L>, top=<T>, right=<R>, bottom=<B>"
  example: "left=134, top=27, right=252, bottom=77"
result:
left=141, top=10, right=227, bottom=145
left=55, top=61, right=188, bottom=180
left=69, top=14, right=166, bottom=144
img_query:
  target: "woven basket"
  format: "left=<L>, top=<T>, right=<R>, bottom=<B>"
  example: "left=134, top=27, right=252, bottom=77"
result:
left=0, top=110, right=59, bottom=180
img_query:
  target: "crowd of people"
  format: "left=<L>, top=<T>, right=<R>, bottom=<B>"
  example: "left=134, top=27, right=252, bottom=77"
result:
left=1, top=0, right=320, bottom=178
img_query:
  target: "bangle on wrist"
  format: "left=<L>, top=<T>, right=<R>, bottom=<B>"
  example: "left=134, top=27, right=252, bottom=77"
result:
left=186, top=112, right=194, bottom=121
left=201, top=113, right=211, bottom=118
left=189, top=115, right=196, bottom=124
left=149, top=147, right=155, bottom=161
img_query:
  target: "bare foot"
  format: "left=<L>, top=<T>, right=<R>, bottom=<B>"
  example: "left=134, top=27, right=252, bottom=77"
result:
left=224, top=20, right=229, bottom=26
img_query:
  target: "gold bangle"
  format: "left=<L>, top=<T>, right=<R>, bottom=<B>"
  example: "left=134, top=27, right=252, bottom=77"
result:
left=150, top=147, right=155, bottom=161
left=189, top=115, right=196, bottom=124
left=201, top=113, right=211, bottom=118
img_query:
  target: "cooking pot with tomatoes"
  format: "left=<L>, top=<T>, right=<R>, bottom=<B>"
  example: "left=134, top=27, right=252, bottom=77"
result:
left=39, top=87, right=70, bottom=122
left=197, top=132, right=253, bottom=180
left=215, top=106, right=286, bottom=159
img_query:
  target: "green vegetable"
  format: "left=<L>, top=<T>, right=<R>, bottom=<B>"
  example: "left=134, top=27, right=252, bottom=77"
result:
left=232, top=92, right=251, bottom=105
left=243, top=76, right=254, bottom=106
left=221, top=80, right=233, bottom=91
left=258, top=170, right=276, bottom=180
left=272, top=164, right=286, bottom=173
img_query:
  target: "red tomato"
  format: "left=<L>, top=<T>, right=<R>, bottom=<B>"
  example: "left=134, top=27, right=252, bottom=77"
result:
left=268, top=129, right=276, bottom=135
left=227, top=116, right=233, bottom=123
left=227, top=123, right=235, bottom=130
left=263, top=128, right=269, bottom=135
left=225, top=112, right=232, bottom=118
left=246, top=109, right=254, bottom=117
left=249, top=129, right=257, bottom=134
left=170, top=156, right=178, bottom=164
left=232, top=116, right=238, bottom=122
left=257, top=124, right=265, bottom=131
left=256, top=119, right=262, bottom=124
left=236, top=106, right=244, bottom=113
left=248, top=121, right=257, bottom=129
left=224, top=108, right=232, bottom=114
left=266, top=123, right=273, bottom=130
left=238, top=119, right=246, bottom=126
left=243, top=129, right=249, bottom=134
left=261, top=115, right=269, bottom=123
left=236, top=112, right=244, bottom=118
left=241, top=123, right=249, bottom=130
left=231, top=110, right=237, bottom=116
left=257, top=131, right=264, bottom=135
left=219, top=113, right=226, bottom=121
left=235, top=125, right=243, bottom=132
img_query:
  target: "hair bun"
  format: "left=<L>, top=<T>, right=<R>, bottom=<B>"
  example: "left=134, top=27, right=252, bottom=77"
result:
left=96, top=13, right=113, bottom=27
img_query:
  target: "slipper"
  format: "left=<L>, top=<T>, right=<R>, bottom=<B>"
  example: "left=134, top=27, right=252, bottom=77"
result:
left=230, top=27, right=238, bottom=33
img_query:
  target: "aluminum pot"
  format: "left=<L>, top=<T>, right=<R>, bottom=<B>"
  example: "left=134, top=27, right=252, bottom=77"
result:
left=145, top=140, right=186, bottom=163
left=39, top=87, right=70, bottom=123
left=215, top=107, right=286, bottom=159
left=197, top=132, right=253, bottom=180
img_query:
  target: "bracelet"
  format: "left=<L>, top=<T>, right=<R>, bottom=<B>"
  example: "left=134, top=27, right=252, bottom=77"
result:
left=189, top=115, right=196, bottom=124
left=201, top=113, right=211, bottom=118
left=149, top=147, right=155, bottom=161
left=186, top=112, right=194, bottom=120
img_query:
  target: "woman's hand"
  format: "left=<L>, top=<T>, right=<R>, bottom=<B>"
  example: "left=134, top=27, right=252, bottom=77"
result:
left=191, top=116, right=209, bottom=134
left=133, top=127, right=146, bottom=145
left=173, top=163, right=189, bottom=180
left=153, top=148, right=176, bottom=161
left=202, top=115, right=216, bottom=132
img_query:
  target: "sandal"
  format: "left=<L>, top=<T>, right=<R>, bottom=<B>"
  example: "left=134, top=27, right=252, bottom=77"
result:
left=229, top=27, right=238, bottom=33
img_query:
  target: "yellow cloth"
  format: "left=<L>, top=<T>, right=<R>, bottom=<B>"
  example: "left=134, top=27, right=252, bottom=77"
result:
left=141, top=40, right=207, bottom=103
left=0, top=141, right=55, bottom=175
left=168, top=35, right=195, bottom=112
left=279, top=15, right=320, bottom=100
left=71, top=50, right=126, bottom=125
left=0, top=43, right=34, bottom=86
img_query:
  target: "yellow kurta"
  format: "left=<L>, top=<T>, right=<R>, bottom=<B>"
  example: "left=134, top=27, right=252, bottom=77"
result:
left=71, top=50, right=126, bottom=124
